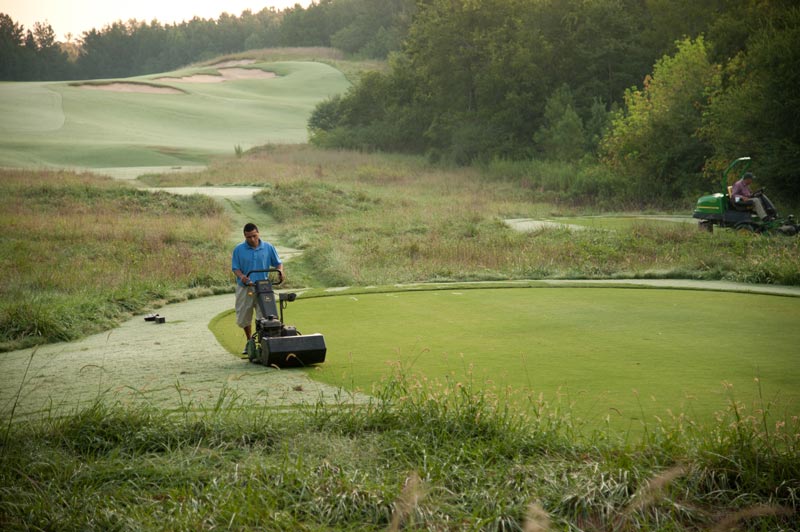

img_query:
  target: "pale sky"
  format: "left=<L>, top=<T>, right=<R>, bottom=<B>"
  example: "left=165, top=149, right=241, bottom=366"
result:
left=0, top=0, right=310, bottom=41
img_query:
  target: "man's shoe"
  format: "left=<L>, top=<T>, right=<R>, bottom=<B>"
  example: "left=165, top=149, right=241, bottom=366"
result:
left=242, top=347, right=248, bottom=355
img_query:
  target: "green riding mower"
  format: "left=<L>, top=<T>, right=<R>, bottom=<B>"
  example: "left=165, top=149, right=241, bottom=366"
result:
left=693, top=157, right=798, bottom=235
left=243, top=269, right=326, bottom=368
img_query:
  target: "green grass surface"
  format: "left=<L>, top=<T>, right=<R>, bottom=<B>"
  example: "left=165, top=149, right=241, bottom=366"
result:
left=213, top=285, right=800, bottom=433
left=0, top=61, right=349, bottom=169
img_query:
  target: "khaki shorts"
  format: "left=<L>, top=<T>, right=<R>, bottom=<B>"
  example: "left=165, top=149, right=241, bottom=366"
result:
left=234, top=284, right=263, bottom=328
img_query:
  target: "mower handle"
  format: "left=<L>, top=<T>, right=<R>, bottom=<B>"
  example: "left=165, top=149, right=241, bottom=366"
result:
left=245, top=268, right=283, bottom=286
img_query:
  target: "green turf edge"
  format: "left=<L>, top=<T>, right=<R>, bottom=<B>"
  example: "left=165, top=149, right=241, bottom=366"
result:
left=209, top=308, right=247, bottom=359
left=209, top=280, right=800, bottom=357
left=280, top=280, right=800, bottom=300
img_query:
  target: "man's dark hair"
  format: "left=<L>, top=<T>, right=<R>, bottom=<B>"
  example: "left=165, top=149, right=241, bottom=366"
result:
left=243, top=223, right=258, bottom=234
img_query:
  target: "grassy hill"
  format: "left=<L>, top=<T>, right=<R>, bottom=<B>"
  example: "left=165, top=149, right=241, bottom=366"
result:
left=0, top=54, right=350, bottom=171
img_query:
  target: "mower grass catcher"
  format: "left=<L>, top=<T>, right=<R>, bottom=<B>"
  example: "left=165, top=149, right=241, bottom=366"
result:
left=243, top=269, right=326, bottom=368
left=693, top=156, right=799, bottom=235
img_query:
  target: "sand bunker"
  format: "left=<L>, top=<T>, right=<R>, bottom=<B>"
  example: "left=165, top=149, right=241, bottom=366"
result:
left=79, top=83, right=183, bottom=95
left=76, top=65, right=276, bottom=94
left=155, top=67, right=277, bottom=83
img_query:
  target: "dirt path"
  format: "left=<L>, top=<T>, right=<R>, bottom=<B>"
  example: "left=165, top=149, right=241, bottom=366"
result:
left=0, top=295, right=364, bottom=419
left=145, top=186, right=304, bottom=260
left=504, top=215, right=696, bottom=232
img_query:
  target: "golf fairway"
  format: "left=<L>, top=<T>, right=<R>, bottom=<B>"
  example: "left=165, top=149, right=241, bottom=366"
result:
left=215, top=286, right=800, bottom=433
left=0, top=61, right=349, bottom=169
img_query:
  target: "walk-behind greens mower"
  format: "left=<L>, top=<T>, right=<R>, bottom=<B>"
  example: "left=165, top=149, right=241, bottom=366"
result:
left=693, top=156, right=798, bottom=235
left=243, top=269, right=326, bottom=368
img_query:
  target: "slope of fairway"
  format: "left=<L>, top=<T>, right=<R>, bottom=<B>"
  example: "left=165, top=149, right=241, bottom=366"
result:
left=215, top=286, right=800, bottom=433
left=0, top=61, right=349, bottom=169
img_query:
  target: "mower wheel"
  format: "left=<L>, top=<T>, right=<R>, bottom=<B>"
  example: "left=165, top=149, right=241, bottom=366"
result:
left=245, top=337, right=259, bottom=363
left=734, top=222, right=756, bottom=234
left=698, top=220, right=713, bottom=233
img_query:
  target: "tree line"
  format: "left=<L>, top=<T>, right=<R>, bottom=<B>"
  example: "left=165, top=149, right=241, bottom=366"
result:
left=0, top=0, right=414, bottom=81
left=310, top=0, right=799, bottom=205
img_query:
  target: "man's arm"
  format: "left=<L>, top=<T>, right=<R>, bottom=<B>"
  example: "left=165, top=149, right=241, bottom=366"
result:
left=233, top=268, right=249, bottom=285
left=232, top=245, right=248, bottom=285
left=731, top=181, right=750, bottom=200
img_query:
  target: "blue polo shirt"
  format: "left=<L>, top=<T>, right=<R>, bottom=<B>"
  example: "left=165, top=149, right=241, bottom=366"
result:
left=231, top=239, right=282, bottom=286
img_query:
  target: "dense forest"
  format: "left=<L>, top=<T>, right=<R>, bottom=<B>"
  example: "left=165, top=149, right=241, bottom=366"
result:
left=1, top=0, right=798, bottom=204
left=310, top=0, right=799, bottom=204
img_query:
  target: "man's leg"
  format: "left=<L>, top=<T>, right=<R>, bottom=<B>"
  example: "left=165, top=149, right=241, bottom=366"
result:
left=759, top=193, right=777, bottom=217
left=245, top=286, right=264, bottom=340
left=235, top=284, right=256, bottom=348
left=751, top=197, right=768, bottom=219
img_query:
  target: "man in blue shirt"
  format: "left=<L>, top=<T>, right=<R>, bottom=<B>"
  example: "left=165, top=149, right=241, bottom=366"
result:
left=231, top=222, right=283, bottom=351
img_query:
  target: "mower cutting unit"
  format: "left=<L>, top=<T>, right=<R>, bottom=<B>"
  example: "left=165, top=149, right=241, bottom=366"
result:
left=244, top=269, right=326, bottom=368
left=693, top=157, right=798, bottom=235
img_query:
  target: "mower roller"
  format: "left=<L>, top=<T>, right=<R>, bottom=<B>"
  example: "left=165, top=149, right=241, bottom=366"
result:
left=693, top=157, right=799, bottom=235
left=243, top=269, right=326, bottom=368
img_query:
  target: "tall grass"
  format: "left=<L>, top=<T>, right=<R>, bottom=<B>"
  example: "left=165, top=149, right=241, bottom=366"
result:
left=0, top=169, right=232, bottom=351
left=186, top=147, right=795, bottom=287
left=138, top=145, right=800, bottom=288
left=1, top=374, right=796, bottom=530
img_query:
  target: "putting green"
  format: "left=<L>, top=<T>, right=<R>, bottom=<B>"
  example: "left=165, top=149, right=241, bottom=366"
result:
left=212, top=286, right=800, bottom=432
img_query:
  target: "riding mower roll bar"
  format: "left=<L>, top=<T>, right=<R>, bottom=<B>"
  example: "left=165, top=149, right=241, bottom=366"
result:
left=722, top=156, right=751, bottom=190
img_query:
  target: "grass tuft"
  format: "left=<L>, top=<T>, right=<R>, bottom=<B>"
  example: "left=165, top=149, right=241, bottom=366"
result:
left=1, top=375, right=797, bottom=530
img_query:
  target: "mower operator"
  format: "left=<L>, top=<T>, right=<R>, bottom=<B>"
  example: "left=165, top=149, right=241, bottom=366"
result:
left=232, top=222, right=284, bottom=352
left=731, top=172, right=768, bottom=220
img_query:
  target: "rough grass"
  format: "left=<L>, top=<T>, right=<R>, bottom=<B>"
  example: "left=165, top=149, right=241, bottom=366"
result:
left=1, top=374, right=797, bottom=530
left=0, top=169, right=232, bottom=351
left=187, top=146, right=800, bottom=288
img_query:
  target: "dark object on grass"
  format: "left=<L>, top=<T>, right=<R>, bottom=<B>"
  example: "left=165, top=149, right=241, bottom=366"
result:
left=144, top=314, right=158, bottom=321
left=243, top=268, right=326, bottom=368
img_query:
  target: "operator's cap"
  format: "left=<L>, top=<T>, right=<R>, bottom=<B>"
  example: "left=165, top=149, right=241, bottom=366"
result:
left=743, top=172, right=755, bottom=180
